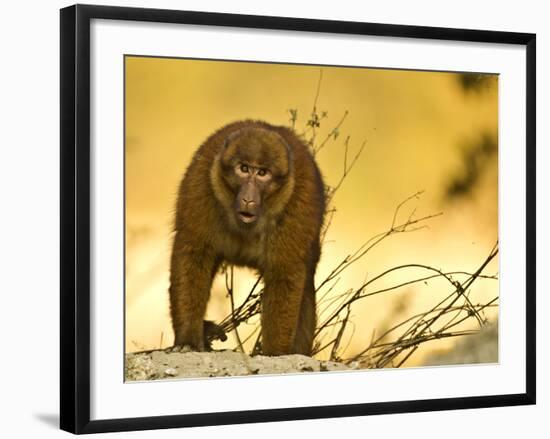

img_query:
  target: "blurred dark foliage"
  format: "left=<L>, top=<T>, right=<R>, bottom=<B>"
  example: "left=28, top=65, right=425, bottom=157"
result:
left=445, top=132, right=498, bottom=200
left=457, top=73, right=497, bottom=93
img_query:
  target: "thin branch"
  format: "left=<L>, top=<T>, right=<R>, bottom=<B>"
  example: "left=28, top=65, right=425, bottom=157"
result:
left=226, top=266, right=245, bottom=353
left=326, top=138, right=367, bottom=204
left=314, top=110, right=349, bottom=155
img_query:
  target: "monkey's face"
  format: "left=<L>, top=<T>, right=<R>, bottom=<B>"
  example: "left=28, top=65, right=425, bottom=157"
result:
left=231, top=162, right=272, bottom=224
left=219, top=128, right=292, bottom=227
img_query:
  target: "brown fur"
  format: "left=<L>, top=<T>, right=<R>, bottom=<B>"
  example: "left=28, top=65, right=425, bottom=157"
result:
left=169, top=120, right=325, bottom=356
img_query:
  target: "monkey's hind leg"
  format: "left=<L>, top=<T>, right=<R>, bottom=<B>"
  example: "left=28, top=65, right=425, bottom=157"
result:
left=169, top=232, right=218, bottom=351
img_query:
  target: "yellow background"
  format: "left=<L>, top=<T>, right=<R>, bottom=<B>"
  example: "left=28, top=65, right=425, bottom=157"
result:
left=125, top=56, right=498, bottom=366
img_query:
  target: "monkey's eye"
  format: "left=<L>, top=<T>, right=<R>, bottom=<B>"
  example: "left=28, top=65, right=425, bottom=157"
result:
left=256, top=168, right=271, bottom=181
left=240, top=164, right=249, bottom=174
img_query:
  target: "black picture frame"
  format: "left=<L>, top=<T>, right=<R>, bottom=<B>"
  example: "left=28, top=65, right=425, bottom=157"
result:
left=60, top=4, right=536, bottom=434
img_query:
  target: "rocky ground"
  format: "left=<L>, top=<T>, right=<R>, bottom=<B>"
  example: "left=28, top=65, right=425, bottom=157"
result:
left=126, top=322, right=498, bottom=381
left=125, top=348, right=356, bottom=381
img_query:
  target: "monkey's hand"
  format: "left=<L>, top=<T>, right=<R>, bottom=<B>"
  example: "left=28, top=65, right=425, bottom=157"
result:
left=204, top=320, right=228, bottom=348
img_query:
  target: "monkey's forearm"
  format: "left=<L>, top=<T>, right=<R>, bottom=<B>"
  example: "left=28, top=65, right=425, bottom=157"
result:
left=169, top=234, right=218, bottom=351
left=261, top=269, right=306, bottom=355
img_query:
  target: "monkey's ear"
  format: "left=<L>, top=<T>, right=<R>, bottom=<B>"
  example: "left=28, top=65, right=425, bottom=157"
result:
left=220, top=129, right=242, bottom=166
left=277, top=132, right=292, bottom=157
left=276, top=132, right=294, bottom=173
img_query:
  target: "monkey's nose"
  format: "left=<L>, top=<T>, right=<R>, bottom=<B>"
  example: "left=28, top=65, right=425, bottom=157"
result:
left=242, top=198, right=256, bottom=208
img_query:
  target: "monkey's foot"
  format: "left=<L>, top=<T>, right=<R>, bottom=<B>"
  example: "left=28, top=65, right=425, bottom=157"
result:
left=170, top=321, right=227, bottom=353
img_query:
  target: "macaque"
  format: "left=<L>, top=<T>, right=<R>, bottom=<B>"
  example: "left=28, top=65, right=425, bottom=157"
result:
left=169, top=120, right=325, bottom=356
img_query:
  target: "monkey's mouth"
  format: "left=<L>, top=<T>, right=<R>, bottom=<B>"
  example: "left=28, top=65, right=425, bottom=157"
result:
left=237, top=211, right=258, bottom=224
